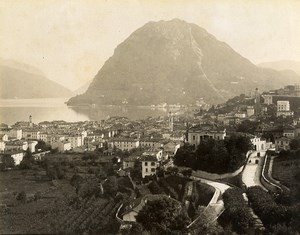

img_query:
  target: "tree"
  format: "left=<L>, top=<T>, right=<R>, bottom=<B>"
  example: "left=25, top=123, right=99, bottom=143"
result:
left=19, top=148, right=34, bottom=169
left=290, top=138, right=300, bottom=150
left=136, top=197, right=190, bottom=234
left=35, top=140, right=51, bottom=151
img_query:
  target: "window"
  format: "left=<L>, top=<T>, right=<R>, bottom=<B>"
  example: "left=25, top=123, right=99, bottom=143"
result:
left=192, top=135, right=196, bottom=140
left=145, top=162, right=148, bottom=166
left=151, top=168, right=155, bottom=172
left=151, top=162, right=155, bottom=166
left=145, top=168, right=148, bottom=172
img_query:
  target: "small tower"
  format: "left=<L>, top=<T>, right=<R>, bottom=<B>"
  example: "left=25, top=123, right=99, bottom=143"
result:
left=29, top=115, right=33, bottom=127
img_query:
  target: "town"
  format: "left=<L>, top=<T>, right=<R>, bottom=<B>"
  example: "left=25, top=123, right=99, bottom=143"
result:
left=0, top=84, right=300, bottom=234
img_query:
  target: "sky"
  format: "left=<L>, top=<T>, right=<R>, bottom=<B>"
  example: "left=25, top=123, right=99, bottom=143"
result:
left=0, top=0, right=300, bottom=91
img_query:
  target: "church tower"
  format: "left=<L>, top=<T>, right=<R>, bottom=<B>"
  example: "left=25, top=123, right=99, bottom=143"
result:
left=29, top=115, right=33, bottom=127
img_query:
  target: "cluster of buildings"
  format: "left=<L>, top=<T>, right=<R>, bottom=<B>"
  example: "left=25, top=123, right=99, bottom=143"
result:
left=262, top=84, right=300, bottom=117
left=0, top=115, right=184, bottom=171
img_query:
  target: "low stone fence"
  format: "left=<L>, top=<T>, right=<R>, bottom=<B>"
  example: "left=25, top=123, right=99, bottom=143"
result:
left=260, top=154, right=282, bottom=193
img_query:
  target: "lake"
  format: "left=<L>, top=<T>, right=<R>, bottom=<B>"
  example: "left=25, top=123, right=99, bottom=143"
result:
left=0, top=98, right=169, bottom=125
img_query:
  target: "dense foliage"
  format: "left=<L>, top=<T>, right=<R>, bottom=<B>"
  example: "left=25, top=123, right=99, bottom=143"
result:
left=247, top=186, right=300, bottom=233
left=19, top=148, right=35, bottom=169
left=290, top=138, right=300, bottom=150
left=174, top=135, right=251, bottom=174
left=136, top=197, right=190, bottom=234
left=223, top=188, right=253, bottom=234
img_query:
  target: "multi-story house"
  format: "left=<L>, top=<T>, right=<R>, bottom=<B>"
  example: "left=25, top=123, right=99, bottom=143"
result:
left=283, top=125, right=295, bottom=138
left=0, top=128, right=22, bottom=140
left=250, top=136, right=267, bottom=151
left=141, top=155, right=160, bottom=178
left=5, top=140, right=28, bottom=152
left=139, top=138, right=162, bottom=150
left=22, top=129, right=40, bottom=140
left=276, top=101, right=294, bottom=117
left=39, top=132, right=48, bottom=142
left=275, top=137, right=291, bottom=151
left=187, top=125, right=226, bottom=148
left=109, top=138, right=139, bottom=151
left=66, top=135, right=82, bottom=149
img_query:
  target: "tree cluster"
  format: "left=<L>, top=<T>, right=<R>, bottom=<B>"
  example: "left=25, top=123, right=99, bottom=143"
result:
left=174, top=135, right=251, bottom=174
left=290, top=138, right=300, bottom=151
left=247, top=186, right=300, bottom=233
left=136, top=197, right=190, bottom=234
left=19, top=148, right=35, bottom=169
left=223, top=188, right=253, bottom=234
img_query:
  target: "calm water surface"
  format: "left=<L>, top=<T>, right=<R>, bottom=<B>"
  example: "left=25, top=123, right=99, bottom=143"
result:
left=0, top=98, right=168, bottom=125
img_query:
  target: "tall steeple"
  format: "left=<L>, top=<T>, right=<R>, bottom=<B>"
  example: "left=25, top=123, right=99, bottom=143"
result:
left=29, top=115, right=33, bottom=127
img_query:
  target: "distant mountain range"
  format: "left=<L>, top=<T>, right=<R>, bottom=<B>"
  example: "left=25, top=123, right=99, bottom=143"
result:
left=0, top=59, right=73, bottom=99
left=258, top=60, right=300, bottom=77
left=66, top=19, right=297, bottom=105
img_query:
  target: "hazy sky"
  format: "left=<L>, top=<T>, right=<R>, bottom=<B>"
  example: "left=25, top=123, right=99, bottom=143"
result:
left=1, top=0, right=300, bottom=91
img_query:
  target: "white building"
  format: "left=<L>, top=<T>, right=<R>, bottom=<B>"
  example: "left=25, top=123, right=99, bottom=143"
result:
left=39, top=132, right=48, bottom=142
left=0, top=134, right=8, bottom=142
left=141, top=155, right=160, bottom=178
left=22, top=129, right=40, bottom=140
left=188, top=125, right=226, bottom=148
left=66, top=136, right=82, bottom=149
left=139, top=138, right=163, bottom=150
left=5, top=140, right=28, bottom=152
left=11, top=152, right=25, bottom=165
left=109, top=138, right=139, bottom=151
left=277, top=101, right=294, bottom=117
left=235, top=112, right=246, bottom=119
left=0, top=128, right=22, bottom=140
left=250, top=136, right=267, bottom=151
left=246, top=106, right=255, bottom=117
left=28, top=141, right=38, bottom=153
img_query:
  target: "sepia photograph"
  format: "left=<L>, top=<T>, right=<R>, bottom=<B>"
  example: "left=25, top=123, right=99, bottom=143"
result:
left=0, top=0, right=300, bottom=234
